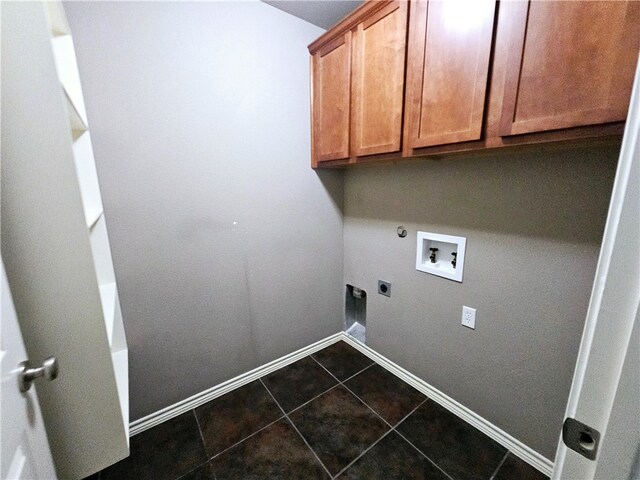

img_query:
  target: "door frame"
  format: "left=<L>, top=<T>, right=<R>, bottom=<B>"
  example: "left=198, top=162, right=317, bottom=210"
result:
left=552, top=55, right=640, bottom=479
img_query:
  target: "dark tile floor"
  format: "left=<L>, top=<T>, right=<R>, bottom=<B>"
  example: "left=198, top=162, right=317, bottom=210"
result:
left=87, top=341, right=549, bottom=480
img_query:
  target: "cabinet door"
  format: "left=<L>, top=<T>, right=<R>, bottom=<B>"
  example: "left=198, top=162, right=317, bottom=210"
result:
left=500, top=1, right=640, bottom=136
left=312, top=33, right=351, bottom=163
left=351, top=1, right=408, bottom=157
left=404, top=0, right=496, bottom=149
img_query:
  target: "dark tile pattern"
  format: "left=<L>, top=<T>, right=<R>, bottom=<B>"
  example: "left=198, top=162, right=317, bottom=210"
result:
left=93, top=343, right=546, bottom=480
left=312, top=341, right=374, bottom=381
left=177, top=462, right=213, bottom=480
left=338, top=431, right=449, bottom=479
left=212, top=418, right=329, bottom=479
left=289, top=385, right=390, bottom=475
left=101, top=411, right=207, bottom=480
left=261, top=356, right=338, bottom=412
left=345, top=363, right=426, bottom=425
left=397, top=400, right=507, bottom=480
left=194, top=379, right=282, bottom=457
left=493, top=453, right=549, bottom=480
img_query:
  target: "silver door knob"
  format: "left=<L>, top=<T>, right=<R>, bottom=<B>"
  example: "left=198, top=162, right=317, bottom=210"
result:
left=18, top=357, right=59, bottom=392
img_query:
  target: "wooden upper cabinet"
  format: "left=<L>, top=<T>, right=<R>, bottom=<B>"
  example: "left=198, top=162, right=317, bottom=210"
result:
left=309, top=1, right=408, bottom=166
left=404, top=0, right=496, bottom=150
left=500, top=1, right=640, bottom=136
left=312, top=33, right=352, bottom=164
left=351, top=1, right=408, bottom=157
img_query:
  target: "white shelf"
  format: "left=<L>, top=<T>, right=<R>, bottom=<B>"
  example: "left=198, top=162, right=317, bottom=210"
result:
left=90, top=215, right=116, bottom=286
left=45, top=1, right=70, bottom=37
left=72, top=131, right=104, bottom=229
left=99, top=282, right=117, bottom=347
left=111, top=348, right=129, bottom=441
left=64, top=92, right=87, bottom=142
left=51, top=35, right=88, bottom=126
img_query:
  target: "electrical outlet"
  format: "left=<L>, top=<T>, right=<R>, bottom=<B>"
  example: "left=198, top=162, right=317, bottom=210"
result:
left=462, top=306, right=476, bottom=329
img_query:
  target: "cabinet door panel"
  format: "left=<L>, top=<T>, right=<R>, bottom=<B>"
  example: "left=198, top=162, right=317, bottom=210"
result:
left=351, top=1, right=408, bottom=157
left=312, top=34, right=351, bottom=163
left=405, top=0, right=496, bottom=149
left=500, top=1, right=640, bottom=136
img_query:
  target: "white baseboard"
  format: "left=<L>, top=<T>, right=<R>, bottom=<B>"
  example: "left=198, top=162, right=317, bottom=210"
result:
left=129, top=331, right=553, bottom=477
left=339, top=333, right=554, bottom=478
left=129, top=332, right=344, bottom=436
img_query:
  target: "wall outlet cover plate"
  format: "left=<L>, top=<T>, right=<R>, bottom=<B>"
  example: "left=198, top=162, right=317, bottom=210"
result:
left=462, top=306, right=476, bottom=329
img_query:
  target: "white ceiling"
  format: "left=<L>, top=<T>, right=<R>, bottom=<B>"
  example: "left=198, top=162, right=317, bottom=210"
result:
left=262, top=0, right=363, bottom=30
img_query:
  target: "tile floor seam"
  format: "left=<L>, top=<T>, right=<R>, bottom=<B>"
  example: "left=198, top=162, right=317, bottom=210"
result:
left=284, top=415, right=334, bottom=480
left=395, top=397, right=429, bottom=427
left=489, top=451, right=510, bottom=480
left=330, top=427, right=396, bottom=479
left=310, top=353, right=401, bottom=427
left=191, top=409, right=208, bottom=458
left=336, top=361, right=376, bottom=383
left=309, top=352, right=374, bottom=384
left=174, top=460, right=209, bottom=480
left=339, top=381, right=395, bottom=428
left=312, top=349, right=459, bottom=480
left=310, top=351, right=432, bottom=430
left=348, top=389, right=457, bottom=480
left=390, top=399, right=455, bottom=480
left=208, top=413, right=286, bottom=461
left=261, top=363, right=342, bottom=415
left=392, top=427, right=456, bottom=480
left=286, top=382, right=342, bottom=415
left=258, top=378, right=334, bottom=479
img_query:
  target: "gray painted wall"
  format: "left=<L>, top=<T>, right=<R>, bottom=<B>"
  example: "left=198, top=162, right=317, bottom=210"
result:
left=343, top=145, right=619, bottom=459
left=66, top=0, right=619, bottom=461
left=65, top=1, right=343, bottom=421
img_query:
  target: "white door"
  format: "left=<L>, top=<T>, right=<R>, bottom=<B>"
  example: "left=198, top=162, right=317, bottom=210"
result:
left=2, top=2, right=129, bottom=479
left=1, top=262, right=57, bottom=480
left=552, top=56, right=640, bottom=479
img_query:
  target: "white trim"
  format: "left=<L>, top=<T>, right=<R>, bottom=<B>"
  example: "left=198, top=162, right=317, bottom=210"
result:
left=339, top=333, right=554, bottom=477
left=129, top=331, right=553, bottom=477
left=129, top=332, right=344, bottom=436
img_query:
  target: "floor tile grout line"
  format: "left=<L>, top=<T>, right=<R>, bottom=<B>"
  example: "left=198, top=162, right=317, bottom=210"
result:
left=174, top=459, right=210, bottom=480
left=395, top=397, right=429, bottom=428
left=171, top=410, right=212, bottom=480
left=286, top=382, right=342, bottom=415
left=191, top=409, right=208, bottom=457
left=338, top=386, right=455, bottom=480
left=489, top=451, right=510, bottom=480
left=382, top=395, right=457, bottom=480
left=330, top=427, right=397, bottom=479
left=340, top=381, right=395, bottom=428
left=392, top=428, right=456, bottom=480
left=284, top=415, right=334, bottom=479
left=310, top=353, right=431, bottom=431
left=312, top=354, right=458, bottom=480
left=255, top=351, right=375, bottom=419
left=309, top=353, right=375, bottom=384
left=259, top=378, right=334, bottom=479
left=208, top=413, right=286, bottom=461
left=310, top=355, right=343, bottom=382
left=311, top=353, right=395, bottom=430
left=341, top=361, right=375, bottom=383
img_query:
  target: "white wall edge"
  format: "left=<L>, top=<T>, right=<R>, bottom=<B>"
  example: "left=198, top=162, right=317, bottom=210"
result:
left=339, top=333, right=554, bottom=477
left=129, top=331, right=553, bottom=477
left=129, top=332, right=344, bottom=436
